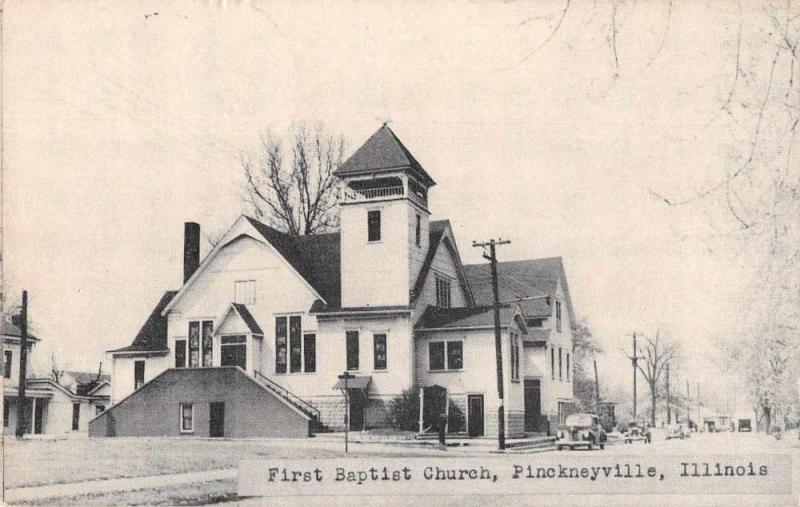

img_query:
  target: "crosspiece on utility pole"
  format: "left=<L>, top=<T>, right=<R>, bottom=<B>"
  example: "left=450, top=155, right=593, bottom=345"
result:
left=472, top=238, right=510, bottom=451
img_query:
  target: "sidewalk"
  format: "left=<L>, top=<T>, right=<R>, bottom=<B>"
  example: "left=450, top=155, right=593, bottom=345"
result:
left=4, top=467, right=237, bottom=504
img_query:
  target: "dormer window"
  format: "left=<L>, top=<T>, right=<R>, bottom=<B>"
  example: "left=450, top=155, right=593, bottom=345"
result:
left=368, top=210, right=381, bottom=242
left=435, top=275, right=452, bottom=308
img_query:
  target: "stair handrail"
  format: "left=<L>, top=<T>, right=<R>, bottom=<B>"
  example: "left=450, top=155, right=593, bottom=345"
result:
left=254, top=370, right=320, bottom=420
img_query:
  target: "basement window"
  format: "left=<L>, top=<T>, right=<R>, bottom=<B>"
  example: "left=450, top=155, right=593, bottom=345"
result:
left=180, top=403, right=194, bottom=433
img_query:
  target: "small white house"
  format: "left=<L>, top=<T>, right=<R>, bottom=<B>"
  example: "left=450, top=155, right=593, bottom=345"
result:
left=2, top=319, right=110, bottom=435
left=99, top=125, right=577, bottom=438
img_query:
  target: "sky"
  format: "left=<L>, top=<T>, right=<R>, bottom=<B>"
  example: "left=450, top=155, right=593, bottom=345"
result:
left=3, top=0, right=762, bottom=412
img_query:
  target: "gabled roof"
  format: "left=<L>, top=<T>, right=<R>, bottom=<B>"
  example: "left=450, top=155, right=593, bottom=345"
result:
left=416, top=304, right=526, bottom=333
left=245, top=217, right=341, bottom=309
left=464, top=257, right=576, bottom=326
left=228, top=303, right=264, bottom=334
left=1, top=319, right=39, bottom=341
left=334, top=125, right=436, bottom=187
left=409, top=220, right=475, bottom=307
left=108, top=291, right=177, bottom=354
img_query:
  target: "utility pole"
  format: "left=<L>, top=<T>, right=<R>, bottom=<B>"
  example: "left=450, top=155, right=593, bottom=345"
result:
left=666, top=363, right=671, bottom=425
left=686, top=380, right=691, bottom=429
left=473, top=238, right=510, bottom=451
left=630, top=333, right=641, bottom=420
left=696, top=383, right=701, bottom=432
left=593, top=359, right=600, bottom=414
left=15, top=290, right=28, bottom=438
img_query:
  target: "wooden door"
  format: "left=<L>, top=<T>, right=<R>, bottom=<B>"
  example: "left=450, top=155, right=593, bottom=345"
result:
left=524, top=379, right=541, bottom=432
left=209, top=402, right=225, bottom=437
left=467, top=395, right=484, bottom=437
left=349, top=392, right=365, bottom=431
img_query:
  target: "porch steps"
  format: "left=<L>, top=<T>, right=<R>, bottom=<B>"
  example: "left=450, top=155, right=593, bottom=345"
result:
left=504, top=435, right=558, bottom=453
left=252, top=371, right=330, bottom=433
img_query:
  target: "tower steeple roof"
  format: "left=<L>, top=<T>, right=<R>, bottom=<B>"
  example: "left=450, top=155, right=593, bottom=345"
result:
left=335, top=125, right=436, bottom=186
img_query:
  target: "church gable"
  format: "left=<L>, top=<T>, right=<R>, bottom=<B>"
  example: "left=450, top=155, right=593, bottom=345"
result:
left=414, top=226, right=471, bottom=310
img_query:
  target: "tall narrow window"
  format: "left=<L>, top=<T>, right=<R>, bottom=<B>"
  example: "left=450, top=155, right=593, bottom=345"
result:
left=303, top=334, right=316, bottom=373
left=446, top=341, right=463, bottom=370
left=289, top=316, right=302, bottom=373
left=558, top=347, right=563, bottom=380
left=175, top=339, right=187, bottom=368
left=435, top=276, right=451, bottom=308
left=72, top=403, right=80, bottom=431
left=367, top=210, right=381, bottom=242
left=373, top=334, right=387, bottom=370
left=429, top=342, right=445, bottom=371
left=189, top=322, right=200, bottom=367
left=3, top=401, right=9, bottom=427
left=556, top=301, right=562, bottom=332
left=202, top=321, right=213, bottom=367
left=234, top=280, right=256, bottom=304
left=3, top=350, right=11, bottom=378
left=346, top=331, right=359, bottom=370
left=510, top=334, right=519, bottom=381
left=550, top=347, right=555, bottom=379
left=275, top=317, right=287, bottom=373
left=134, top=360, right=145, bottom=389
left=180, top=403, right=194, bottom=433
left=415, top=214, right=422, bottom=247
left=566, top=353, right=570, bottom=381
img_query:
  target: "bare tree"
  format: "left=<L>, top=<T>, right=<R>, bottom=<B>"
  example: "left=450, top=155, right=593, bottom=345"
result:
left=240, top=125, right=345, bottom=235
left=512, top=0, right=799, bottom=433
left=572, top=320, right=603, bottom=410
left=633, top=331, right=680, bottom=426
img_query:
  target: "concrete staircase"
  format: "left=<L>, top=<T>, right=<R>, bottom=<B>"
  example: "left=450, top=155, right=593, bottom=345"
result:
left=504, top=435, right=558, bottom=453
left=252, top=371, right=330, bottom=432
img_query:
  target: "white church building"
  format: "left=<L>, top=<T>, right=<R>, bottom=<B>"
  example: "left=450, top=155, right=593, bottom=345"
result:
left=92, top=125, right=576, bottom=439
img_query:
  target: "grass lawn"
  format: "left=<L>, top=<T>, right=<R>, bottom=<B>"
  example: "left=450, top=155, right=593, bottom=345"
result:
left=3, top=436, right=443, bottom=489
left=14, top=479, right=238, bottom=506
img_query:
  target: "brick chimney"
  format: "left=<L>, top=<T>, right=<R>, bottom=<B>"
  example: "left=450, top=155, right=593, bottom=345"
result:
left=183, top=222, right=200, bottom=283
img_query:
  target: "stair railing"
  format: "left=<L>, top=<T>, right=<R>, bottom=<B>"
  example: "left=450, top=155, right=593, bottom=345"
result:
left=254, top=370, right=320, bottom=420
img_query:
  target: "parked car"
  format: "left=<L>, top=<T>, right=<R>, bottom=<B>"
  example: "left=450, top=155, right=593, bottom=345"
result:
left=556, top=413, right=607, bottom=451
left=623, top=420, right=652, bottom=443
left=738, top=419, right=752, bottom=432
left=665, top=423, right=689, bottom=440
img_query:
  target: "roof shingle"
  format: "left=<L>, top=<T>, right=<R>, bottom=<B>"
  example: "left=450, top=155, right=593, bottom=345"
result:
left=108, top=291, right=177, bottom=354
left=334, top=125, right=435, bottom=186
left=245, top=217, right=341, bottom=309
left=416, top=305, right=520, bottom=330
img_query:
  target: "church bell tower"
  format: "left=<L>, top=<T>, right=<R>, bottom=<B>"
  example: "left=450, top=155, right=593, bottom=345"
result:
left=334, top=125, right=436, bottom=308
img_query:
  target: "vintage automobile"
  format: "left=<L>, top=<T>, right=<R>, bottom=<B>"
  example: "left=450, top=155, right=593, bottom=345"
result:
left=623, top=420, right=652, bottom=443
left=665, top=423, right=689, bottom=440
left=556, top=413, right=607, bottom=451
